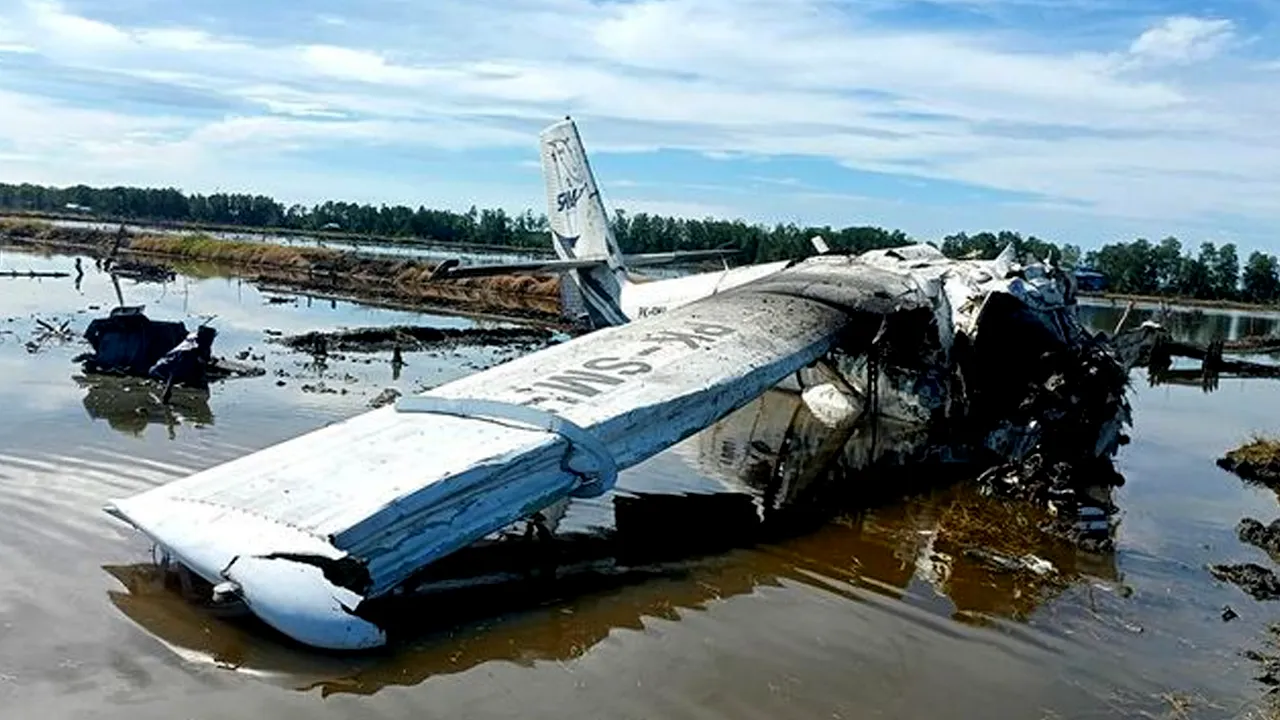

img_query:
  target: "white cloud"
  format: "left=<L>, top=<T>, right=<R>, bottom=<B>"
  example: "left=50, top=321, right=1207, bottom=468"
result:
left=27, top=0, right=130, bottom=47
left=299, top=45, right=440, bottom=86
left=0, top=0, right=1276, bottom=246
left=1128, top=16, right=1235, bottom=65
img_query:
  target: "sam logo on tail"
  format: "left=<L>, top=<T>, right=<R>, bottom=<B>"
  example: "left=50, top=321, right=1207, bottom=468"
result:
left=556, top=187, right=585, bottom=212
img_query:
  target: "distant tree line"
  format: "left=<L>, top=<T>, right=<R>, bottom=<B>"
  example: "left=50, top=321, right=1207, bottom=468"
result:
left=1082, top=237, right=1280, bottom=304
left=3, top=181, right=1278, bottom=303
left=0, top=181, right=914, bottom=261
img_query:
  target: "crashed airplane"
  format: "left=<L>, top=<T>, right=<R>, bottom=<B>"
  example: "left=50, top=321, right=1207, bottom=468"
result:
left=103, top=117, right=1139, bottom=651
left=105, top=240, right=1133, bottom=650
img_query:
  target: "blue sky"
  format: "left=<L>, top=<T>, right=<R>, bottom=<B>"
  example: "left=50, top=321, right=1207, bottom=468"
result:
left=1, top=0, right=1278, bottom=252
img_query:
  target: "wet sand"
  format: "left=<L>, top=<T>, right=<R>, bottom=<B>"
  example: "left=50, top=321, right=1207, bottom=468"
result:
left=3, top=248, right=1280, bottom=719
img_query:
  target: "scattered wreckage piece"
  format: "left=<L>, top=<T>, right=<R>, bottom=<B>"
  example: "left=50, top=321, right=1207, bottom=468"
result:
left=105, top=258, right=176, bottom=284
left=76, top=306, right=262, bottom=391
left=104, top=243, right=1136, bottom=651
left=23, top=317, right=77, bottom=353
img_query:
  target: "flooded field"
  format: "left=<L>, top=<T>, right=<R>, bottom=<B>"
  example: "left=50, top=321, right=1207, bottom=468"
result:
left=3, top=245, right=1280, bottom=719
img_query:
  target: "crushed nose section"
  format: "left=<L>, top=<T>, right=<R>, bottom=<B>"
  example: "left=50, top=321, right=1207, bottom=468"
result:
left=104, top=491, right=390, bottom=650
left=222, top=555, right=386, bottom=650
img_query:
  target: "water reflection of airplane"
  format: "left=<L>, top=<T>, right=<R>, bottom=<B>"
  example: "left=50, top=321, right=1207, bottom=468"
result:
left=105, top=388, right=1117, bottom=695
left=76, top=374, right=213, bottom=438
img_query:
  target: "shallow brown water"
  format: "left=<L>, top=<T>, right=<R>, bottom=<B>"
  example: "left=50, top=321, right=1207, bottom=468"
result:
left=3, top=248, right=1280, bottom=719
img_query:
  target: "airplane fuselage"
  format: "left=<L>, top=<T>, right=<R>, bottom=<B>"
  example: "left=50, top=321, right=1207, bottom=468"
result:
left=617, top=260, right=793, bottom=320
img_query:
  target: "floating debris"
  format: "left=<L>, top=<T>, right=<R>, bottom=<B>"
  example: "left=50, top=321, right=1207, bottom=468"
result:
left=300, top=381, right=344, bottom=395
left=77, top=307, right=188, bottom=376
left=107, top=259, right=176, bottom=283
left=1209, top=563, right=1280, bottom=601
left=24, top=316, right=77, bottom=353
left=369, top=388, right=402, bottom=409
left=75, top=306, right=261, bottom=391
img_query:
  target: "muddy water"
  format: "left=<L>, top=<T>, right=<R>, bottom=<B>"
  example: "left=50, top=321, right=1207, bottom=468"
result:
left=3, top=248, right=1280, bottom=719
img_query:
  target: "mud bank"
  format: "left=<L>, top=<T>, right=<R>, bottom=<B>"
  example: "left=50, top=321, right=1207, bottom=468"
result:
left=273, top=325, right=561, bottom=354
left=1219, top=439, right=1280, bottom=487
left=2, top=210, right=556, bottom=257
left=1239, top=518, right=1280, bottom=558
left=1210, top=563, right=1280, bottom=601
left=1, top=219, right=566, bottom=323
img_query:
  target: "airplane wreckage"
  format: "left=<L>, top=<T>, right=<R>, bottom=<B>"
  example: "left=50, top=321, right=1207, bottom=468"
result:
left=105, top=242, right=1149, bottom=650
left=103, top=118, right=1151, bottom=651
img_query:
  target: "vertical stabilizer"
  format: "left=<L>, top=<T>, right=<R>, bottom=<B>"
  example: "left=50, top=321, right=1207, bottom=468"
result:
left=539, top=117, right=628, bottom=327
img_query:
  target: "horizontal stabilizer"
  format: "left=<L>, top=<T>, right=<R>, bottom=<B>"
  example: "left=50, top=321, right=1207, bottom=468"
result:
left=428, top=256, right=607, bottom=280
left=429, top=248, right=742, bottom=280
left=624, top=248, right=741, bottom=267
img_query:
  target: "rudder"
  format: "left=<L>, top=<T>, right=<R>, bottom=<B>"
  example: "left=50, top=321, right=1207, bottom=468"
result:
left=540, top=117, right=628, bottom=327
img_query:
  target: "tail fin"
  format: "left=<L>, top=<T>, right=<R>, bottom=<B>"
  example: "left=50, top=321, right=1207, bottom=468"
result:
left=539, top=117, right=628, bottom=327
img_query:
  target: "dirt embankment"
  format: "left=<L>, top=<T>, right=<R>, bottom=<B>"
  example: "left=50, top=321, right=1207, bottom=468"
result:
left=0, top=219, right=566, bottom=323
left=273, top=325, right=559, bottom=354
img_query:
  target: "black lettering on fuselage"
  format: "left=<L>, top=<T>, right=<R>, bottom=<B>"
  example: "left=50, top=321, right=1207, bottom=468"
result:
left=515, top=322, right=735, bottom=404
left=645, top=321, right=737, bottom=349
left=533, top=368, right=625, bottom=397
left=646, top=329, right=709, bottom=349
left=583, top=356, right=652, bottom=375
